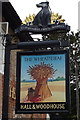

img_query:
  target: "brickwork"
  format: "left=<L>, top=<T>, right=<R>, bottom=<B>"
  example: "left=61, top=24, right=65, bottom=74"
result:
left=8, top=50, right=18, bottom=118
left=8, top=50, right=46, bottom=119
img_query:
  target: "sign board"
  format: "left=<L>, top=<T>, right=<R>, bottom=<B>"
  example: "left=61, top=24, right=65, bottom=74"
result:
left=16, top=50, right=70, bottom=113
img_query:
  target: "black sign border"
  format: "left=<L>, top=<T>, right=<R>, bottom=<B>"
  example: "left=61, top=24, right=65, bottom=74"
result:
left=16, top=50, right=70, bottom=114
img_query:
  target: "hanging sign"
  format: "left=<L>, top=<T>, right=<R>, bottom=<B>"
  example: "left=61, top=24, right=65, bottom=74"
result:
left=16, top=50, right=70, bottom=113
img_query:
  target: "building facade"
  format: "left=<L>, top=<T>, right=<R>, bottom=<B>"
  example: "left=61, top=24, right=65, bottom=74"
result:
left=0, top=2, right=47, bottom=119
left=0, top=1, right=21, bottom=119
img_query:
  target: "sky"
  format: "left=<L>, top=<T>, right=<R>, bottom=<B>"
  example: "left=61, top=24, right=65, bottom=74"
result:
left=20, top=54, right=65, bottom=81
left=9, top=0, right=80, bottom=33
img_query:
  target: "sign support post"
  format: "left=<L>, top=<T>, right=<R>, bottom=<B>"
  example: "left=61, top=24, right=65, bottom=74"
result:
left=2, top=44, right=10, bottom=120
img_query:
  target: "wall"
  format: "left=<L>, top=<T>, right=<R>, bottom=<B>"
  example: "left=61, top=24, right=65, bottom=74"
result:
left=8, top=49, right=46, bottom=119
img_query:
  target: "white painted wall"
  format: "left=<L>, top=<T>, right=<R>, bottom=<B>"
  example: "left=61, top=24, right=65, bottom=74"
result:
left=0, top=22, right=8, bottom=74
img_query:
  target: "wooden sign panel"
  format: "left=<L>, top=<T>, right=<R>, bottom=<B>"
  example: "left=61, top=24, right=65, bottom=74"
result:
left=16, top=50, right=70, bottom=113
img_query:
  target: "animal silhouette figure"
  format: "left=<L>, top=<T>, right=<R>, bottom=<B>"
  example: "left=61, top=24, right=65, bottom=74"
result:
left=33, top=1, right=51, bottom=27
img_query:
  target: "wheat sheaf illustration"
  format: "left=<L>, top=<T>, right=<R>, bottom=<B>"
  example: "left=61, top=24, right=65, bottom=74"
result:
left=27, top=62, right=57, bottom=101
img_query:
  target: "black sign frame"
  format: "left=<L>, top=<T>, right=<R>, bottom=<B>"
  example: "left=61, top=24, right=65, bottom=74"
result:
left=16, top=50, right=70, bottom=114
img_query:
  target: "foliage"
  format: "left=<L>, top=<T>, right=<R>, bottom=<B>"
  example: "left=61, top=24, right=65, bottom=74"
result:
left=41, top=30, right=80, bottom=119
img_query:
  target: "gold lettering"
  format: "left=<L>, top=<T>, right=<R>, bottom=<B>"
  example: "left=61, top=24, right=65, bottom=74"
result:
left=44, top=104, right=47, bottom=109
left=20, top=104, right=32, bottom=110
left=61, top=104, right=65, bottom=109
left=9, top=87, right=16, bottom=100
left=40, top=104, right=43, bottom=109
left=20, top=105, right=24, bottom=109
left=24, top=105, right=27, bottom=109
left=36, top=104, right=40, bottom=109
left=12, top=87, right=16, bottom=99
left=20, top=103, right=65, bottom=110
left=32, top=104, right=36, bottom=109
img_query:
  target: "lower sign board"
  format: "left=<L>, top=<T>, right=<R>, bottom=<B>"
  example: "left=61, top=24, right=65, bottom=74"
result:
left=16, top=50, right=70, bottom=113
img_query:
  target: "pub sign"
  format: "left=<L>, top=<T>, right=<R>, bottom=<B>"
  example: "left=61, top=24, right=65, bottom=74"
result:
left=16, top=50, right=70, bottom=113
